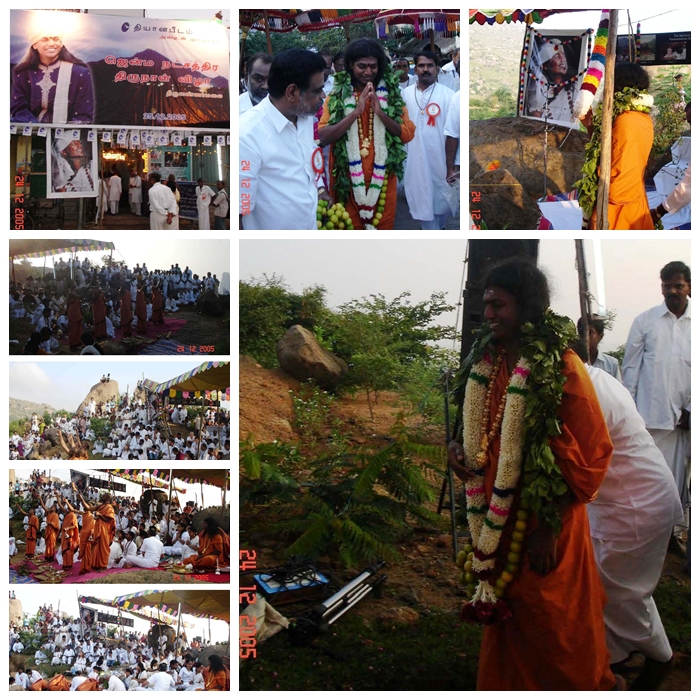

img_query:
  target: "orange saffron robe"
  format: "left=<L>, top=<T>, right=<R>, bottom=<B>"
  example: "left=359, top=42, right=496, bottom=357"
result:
left=79, top=511, right=95, bottom=574
left=67, top=295, right=83, bottom=346
left=476, top=350, right=616, bottom=690
left=198, top=669, right=228, bottom=691
left=26, top=514, right=39, bottom=556
left=136, top=289, right=148, bottom=334
left=45, top=511, right=61, bottom=560
left=591, top=111, right=654, bottom=230
left=48, top=675, right=71, bottom=691
left=319, top=96, right=415, bottom=230
left=120, top=291, right=133, bottom=336
left=76, top=678, right=100, bottom=691
left=92, top=292, right=107, bottom=338
left=182, top=530, right=230, bottom=570
left=92, top=503, right=115, bottom=569
left=152, top=288, right=164, bottom=324
left=61, top=511, right=80, bottom=569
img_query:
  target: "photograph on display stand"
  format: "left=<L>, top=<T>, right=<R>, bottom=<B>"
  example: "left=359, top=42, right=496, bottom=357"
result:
left=10, top=468, right=230, bottom=584
left=239, top=9, right=460, bottom=230
left=9, top=586, right=230, bottom=690
left=10, top=9, right=230, bottom=230
left=9, top=237, right=230, bottom=356
left=9, top=360, right=231, bottom=460
left=238, top=238, right=690, bottom=691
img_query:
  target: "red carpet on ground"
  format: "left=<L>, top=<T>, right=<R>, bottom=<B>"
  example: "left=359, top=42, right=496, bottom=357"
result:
left=118, top=316, right=188, bottom=340
left=13, top=559, right=230, bottom=584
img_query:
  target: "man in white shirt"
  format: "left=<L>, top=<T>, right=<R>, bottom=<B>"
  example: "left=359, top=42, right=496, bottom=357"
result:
left=108, top=172, right=122, bottom=215
left=128, top=170, right=143, bottom=216
left=124, top=529, right=164, bottom=568
left=105, top=673, right=126, bottom=691
left=239, top=49, right=328, bottom=230
left=195, top=179, right=216, bottom=230
left=15, top=670, right=30, bottom=689
left=395, top=58, right=417, bottom=92
left=578, top=316, right=622, bottom=381
left=69, top=673, right=89, bottom=691
left=239, top=53, right=273, bottom=114
left=583, top=358, right=682, bottom=691
left=212, top=181, right=229, bottom=230
left=147, top=173, right=178, bottom=230
left=403, top=51, right=456, bottom=230
left=444, top=59, right=460, bottom=188
left=145, top=664, right=176, bottom=691
left=622, top=261, right=691, bottom=518
left=438, top=48, right=460, bottom=92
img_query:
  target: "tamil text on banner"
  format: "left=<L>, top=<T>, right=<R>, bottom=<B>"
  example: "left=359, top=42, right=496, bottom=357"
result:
left=10, top=10, right=230, bottom=127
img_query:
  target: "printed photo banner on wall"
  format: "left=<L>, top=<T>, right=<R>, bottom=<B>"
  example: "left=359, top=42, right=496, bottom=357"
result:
left=46, top=129, right=99, bottom=199
left=519, top=27, right=592, bottom=129
left=616, top=31, right=690, bottom=65
left=10, top=10, right=230, bottom=127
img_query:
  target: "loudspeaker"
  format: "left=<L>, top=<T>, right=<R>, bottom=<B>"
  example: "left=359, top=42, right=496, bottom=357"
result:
left=460, top=240, right=539, bottom=361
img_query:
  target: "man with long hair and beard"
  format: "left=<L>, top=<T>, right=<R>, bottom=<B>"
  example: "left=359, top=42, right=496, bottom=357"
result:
left=11, top=24, right=94, bottom=123
left=318, top=38, right=415, bottom=230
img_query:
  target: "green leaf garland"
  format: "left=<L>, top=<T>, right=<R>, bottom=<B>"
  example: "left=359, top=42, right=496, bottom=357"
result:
left=326, top=70, right=408, bottom=207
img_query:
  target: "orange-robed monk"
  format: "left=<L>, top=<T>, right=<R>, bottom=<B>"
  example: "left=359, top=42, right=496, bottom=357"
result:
left=318, top=38, right=415, bottom=231
left=197, top=656, right=229, bottom=691
left=182, top=517, right=230, bottom=571
left=69, top=482, right=94, bottom=574
left=38, top=493, right=61, bottom=562
left=57, top=496, right=80, bottom=570
left=17, top=504, right=39, bottom=558
left=75, top=490, right=115, bottom=570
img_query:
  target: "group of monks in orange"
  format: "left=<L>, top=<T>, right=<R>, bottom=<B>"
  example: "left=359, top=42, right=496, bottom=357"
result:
left=17, top=482, right=230, bottom=576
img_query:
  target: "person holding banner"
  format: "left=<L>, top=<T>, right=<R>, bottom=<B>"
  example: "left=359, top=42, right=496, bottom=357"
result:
left=11, top=26, right=94, bottom=123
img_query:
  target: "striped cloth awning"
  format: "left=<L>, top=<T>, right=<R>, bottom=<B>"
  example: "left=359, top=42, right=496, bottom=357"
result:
left=142, top=361, right=230, bottom=395
left=9, top=239, right=115, bottom=260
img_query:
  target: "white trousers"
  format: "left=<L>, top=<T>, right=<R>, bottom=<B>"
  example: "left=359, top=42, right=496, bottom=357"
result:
left=649, top=428, right=690, bottom=511
left=197, top=208, right=210, bottom=230
left=419, top=211, right=450, bottom=230
left=130, top=199, right=141, bottom=215
left=592, top=530, right=673, bottom=663
left=125, top=554, right=160, bottom=568
left=150, top=212, right=167, bottom=229
left=109, top=200, right=119, bottom=214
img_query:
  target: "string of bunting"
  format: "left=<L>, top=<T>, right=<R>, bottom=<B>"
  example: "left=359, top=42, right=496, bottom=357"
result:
left=111, top=591, right=224, bottom=621
left=168, top=388, right=230, bottom=400
left=105, top=469, right=186, bottom=492
left=376, top=12, right=460, bottom=40
left=78, top=596, right=195, bottom=627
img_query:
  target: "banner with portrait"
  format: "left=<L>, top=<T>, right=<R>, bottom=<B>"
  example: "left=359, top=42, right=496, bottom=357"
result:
left=10, top=9, right=230, bottom=127
left=46, top=129, right=98, bottom=199
left=520, top=28, right=592, bottom=129
left=79, top=605, right=96, bottom=628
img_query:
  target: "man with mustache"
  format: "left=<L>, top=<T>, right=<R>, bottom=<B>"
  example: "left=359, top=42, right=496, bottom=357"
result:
left=239, top=53, right=273, bottom=114
left=402, top=51, right=457, bottom=229
left=622, top=261, right=691, bottom=548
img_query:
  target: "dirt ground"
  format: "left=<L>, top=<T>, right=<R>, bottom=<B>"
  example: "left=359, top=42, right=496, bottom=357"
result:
left=240, top=357, right=691, bottom=690
left=10, top=307, right=228, bottom=355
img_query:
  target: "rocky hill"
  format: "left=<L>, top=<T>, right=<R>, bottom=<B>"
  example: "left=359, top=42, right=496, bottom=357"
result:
left=76, top=379, right=120, bottom=417
left=9, top=398, right=58, bottom=424
left=469, top=21, right=524, bottom=99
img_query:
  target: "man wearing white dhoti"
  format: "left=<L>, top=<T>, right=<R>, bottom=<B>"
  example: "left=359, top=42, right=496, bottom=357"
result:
left=403, top=52, right=457, bottom=230
left=196, top=179, right=215, bottom=230
left=124, top=529, right=163, bottom=568
left=147, top=173, right=178, bottom=230
left=622, top=261, right=691, bottom=521
left=585, top=361, right=682, bottom=690
left=108, top=172, right=122, bottom=215
left=128, top=170, right=143, bottom=216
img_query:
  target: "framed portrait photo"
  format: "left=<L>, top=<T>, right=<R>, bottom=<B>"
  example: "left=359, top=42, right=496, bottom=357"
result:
left=520, top=28, right=592, bottom=129
left=47, top=129, right=98, bottom=199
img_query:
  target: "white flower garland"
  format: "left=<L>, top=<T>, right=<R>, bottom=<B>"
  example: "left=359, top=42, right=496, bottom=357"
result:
left=345, top=82, right=389, bottom=229
left=462, top=354, right=530, bottom=605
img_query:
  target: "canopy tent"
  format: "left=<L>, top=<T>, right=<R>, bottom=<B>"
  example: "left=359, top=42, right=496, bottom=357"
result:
left=9, top=239, right=115, bottom=260
left=106, top=468, right=230, bottom=490
left=78, top=595, right=195, bottom=628
left=112, top=589, right=230, bottom=622
left=142, top=360, right=230, bottom=395
left=96, top=469, right=186, bottom=493
left=469, top=9, right=585, bottom=25
left=376, top=10, right=460, bottom=39
left=240, top=9, right=379, bottom=33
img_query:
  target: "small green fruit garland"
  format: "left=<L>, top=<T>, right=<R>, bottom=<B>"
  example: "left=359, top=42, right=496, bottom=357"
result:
left=456, top=310, right=577, bottom=625
left=574, top=87, right=654, bottom=227
left=325, top=70, right=408, bottom=211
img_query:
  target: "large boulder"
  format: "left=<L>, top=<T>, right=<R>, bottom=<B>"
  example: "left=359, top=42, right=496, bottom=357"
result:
left=198, top=645, right=229, bottom=666
left=76, top=379, right=120, bottom=418
left=193, top=506, right=230, bottom=535
left=470, top=117, right=589, bottom=229
left=276, top=325, right=348, bottom=390
left=9, top=597, right=23, bottom=625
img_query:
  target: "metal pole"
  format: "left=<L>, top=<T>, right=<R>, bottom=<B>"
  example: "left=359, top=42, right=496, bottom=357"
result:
left=575, top=240, right=592, bottom=358
left=594, top=10, right=618, bottom=230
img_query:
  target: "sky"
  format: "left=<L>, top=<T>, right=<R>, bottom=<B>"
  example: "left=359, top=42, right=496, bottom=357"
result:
left=239, top=239, right=691, bottom=352
left=9, top=360, right=231, bottom=412
left=13, top=585, right=229, bottom=643
left=12, top=466, right=229, bottom=510
left=15, top=238, right=230, bottom=294
left=535, top=9, right=689, bottom=33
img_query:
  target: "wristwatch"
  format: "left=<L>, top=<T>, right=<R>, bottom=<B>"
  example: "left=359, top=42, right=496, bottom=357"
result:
left=654, top=202, right=667, bottom=219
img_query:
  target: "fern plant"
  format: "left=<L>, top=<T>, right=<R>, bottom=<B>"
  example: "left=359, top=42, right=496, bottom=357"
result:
left=270, top=423, right=446, bottom=567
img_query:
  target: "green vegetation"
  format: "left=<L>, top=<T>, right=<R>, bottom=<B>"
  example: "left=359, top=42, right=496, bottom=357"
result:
left=469, top=87, right=517, bottom=120
left=650, top=68, right=692, bottom=160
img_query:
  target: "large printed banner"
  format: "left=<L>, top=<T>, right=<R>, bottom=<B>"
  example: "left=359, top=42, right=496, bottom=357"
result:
left=10, top=10, right=230, bottom=127
left=616, top=32, right=691, bottom=66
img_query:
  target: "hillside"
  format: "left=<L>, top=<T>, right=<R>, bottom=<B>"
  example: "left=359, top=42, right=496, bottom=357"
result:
left=469, top=21, right=524, bottom=99
left=9, top=398, right=58, bottom=424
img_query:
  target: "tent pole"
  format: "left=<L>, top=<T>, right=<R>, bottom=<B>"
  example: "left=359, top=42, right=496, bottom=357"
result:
left=166, top=468, right=173, bottom=535
left=175, top=602, right=182, bottom=654
left=595, top=10, right=618, bottom=230
left=263, top=10, right=273, bottom=54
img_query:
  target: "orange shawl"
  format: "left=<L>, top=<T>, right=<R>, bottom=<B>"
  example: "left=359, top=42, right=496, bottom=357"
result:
left=61, top=511, right=80, bottom=553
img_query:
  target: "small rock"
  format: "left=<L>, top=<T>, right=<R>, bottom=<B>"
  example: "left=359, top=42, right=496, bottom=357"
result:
left=437, top=534, right=452, bottom=549
left=379, top=606, right=420, bottom=626
left=425, top=569, right=438, bottom=579
left=397, top=587, right=420, bottom=605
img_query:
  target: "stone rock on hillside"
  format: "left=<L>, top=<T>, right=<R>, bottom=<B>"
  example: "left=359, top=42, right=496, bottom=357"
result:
left=76, top=379, right=120, bottom=418
left=472, top=168, right=543, bottom=231
left=276, top=325, right=348, bottom=390
left=193, top=506, right=231, bottom=534
left=10, top=597, right=23, bottom=625
left=470, top=117, right=589, bottom=229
